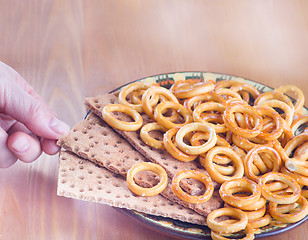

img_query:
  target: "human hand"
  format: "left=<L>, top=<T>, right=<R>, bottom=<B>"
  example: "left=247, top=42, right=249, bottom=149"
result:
left=0, top=61, right=70, bottom=168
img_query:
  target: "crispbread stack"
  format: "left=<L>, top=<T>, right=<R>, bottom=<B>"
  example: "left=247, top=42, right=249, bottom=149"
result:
left=84, top=93, right=219, bottom=190
left=58, top=112, right=223, bottom=217
left=57, top=92, right=224, bottom=225
left=57, top=151, right=207, bottom=225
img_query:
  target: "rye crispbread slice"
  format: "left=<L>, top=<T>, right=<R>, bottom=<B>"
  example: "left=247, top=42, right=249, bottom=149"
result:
left=57, top=112, right=150, bottom=178
left=57, top=112, right=223, bottom=217
left=84, top=93, right=219, bottom=192
left=57, top=151, right=207, bottom=225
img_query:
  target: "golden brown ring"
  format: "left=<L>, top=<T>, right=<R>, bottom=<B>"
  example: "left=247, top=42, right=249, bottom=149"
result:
left=172, top=170, right=214, bottom=204
left=102, top=104, right=143, bottom=131
left=126, top=162, right=168, bottom=197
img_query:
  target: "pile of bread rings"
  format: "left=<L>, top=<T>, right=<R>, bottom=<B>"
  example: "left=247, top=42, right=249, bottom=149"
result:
left=102, top=78, right=308, bottom=240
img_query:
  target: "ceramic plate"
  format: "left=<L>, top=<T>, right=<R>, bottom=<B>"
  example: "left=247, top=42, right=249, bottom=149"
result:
left=111, top=71, right=308, bottom=239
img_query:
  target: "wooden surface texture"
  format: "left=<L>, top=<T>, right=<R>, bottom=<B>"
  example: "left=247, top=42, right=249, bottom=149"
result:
left=1, top=1, right=308, bottom=239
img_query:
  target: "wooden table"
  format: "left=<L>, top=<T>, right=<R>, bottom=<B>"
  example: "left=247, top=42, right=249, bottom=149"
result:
left=1, top=1, right=308, bottom=239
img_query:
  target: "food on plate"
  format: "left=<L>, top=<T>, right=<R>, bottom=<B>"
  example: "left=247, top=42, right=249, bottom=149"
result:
left=172, top=170, right=214, bottom=204
left=57, top=74, right=308, bottom=239
left=206, top=207, right=248, bottom=234
left=126, top=162, right=168, bottom=196
left=102, top=103, right=143, bottom=131
left=219, top=178, right=261, bottom=209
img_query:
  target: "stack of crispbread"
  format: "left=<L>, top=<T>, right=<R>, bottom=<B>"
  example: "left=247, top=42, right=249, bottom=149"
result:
left=57, top=92, right=223, bottom=225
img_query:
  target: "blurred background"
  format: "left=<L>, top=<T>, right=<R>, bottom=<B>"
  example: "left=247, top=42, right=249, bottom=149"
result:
left=1, top=1, right=308, bottom=126
left=1, top=1, right=308, bottom=239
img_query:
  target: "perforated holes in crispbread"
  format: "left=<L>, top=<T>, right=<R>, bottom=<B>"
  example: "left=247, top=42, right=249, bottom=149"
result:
left=57, top=151, right=207, bottom=225
left=58, top=113, right=149, bottom=177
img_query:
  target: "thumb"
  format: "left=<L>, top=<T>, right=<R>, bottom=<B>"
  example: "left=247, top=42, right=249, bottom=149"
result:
left=0, top=77, right=70, bottom=140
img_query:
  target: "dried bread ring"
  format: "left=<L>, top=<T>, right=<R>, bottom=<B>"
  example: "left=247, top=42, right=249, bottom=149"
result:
left=142, top=86, right=178, bottom=119
left=154, top=101, right=193, bottom=129
left=256, top=106, right=284, bottom=141
left=219, top=178, right=261, bottom=208
left=126, top=162, right=168, bottom=197
left=200, top=147, right=244, bottom=184
left=284, top=133, right=308, bottom=164
left=259, top=172, right=301, bottom=204
left=281, top=167, right=308, bottom=186
left=172, top=170, right=214, bottom=204
left=223, top=99, right=263, bottom=138
left=191, top=132, right=231, bottom=172
left=238, top=196, right=267, bottom=211
left=248, top=213, right=271, bottom=229
left=172, top=80, right=215, bottom=99
left=215, top=80, right=245, bottom=89
left=130, top=89, right=145, bottom=105
left=285, top=160, right=308, bottom=177
left=184, top=92, right=226, bottom=111
left=175, top=122, right=217, bottom=155
left=291, top=115, right=308, bottom=135
left=190, top=131, right=231, bottom=149
left=232, top=134, right=270, bottom=151
left=230, top=83, right=260, bottom=103
left=294, top=141, right=308, bottom=158
left=215, top=88, right=243, bottom=101
left=275, top=84, right=305, bottom=114
left=244, top=146, right=281, bottom=183
left=226, top=204, right=266, bottom=221
left=102, top=104, right=143, bottom=131
left=163, top=128, right=197, bottom=162
left=257, top=99, right=294, bottom=127
left=206, top=207, right=248, bottom=234
left=170, top=79, right=196, bottom=94
left=255, top=91, right=294, bottom=111
left=119, top=82, right=152, bottom=112
left=193, top=102, right=227, bottom=133
left=140, top=122, right=167, bottom=149
left=268, top=195, right=308, bottom=223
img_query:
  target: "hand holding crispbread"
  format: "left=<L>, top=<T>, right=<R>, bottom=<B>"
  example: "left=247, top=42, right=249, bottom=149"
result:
left=0, top=61, right=70, bottom=168
left=57, top=75, right=308, bottom=239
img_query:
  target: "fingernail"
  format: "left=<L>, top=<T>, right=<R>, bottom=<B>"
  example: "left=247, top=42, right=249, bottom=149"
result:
left=49, top=117, right=70, bottom=136
left=11, top=138, right=30, bottom=153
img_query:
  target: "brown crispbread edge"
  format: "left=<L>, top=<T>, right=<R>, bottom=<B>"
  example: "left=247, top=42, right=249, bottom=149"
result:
left=57, top=150, right=208, bottom=225
left=57, top=111, right=223, bottom=217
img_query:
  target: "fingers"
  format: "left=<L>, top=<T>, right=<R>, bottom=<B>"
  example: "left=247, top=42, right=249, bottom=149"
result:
left=8, top=121, right=61, bottom=156
left=7, top=132, right=42, bottom=164
left=0, top=61, right=68, bottom=168
left=0, top=121, right=61, bottom=168
left=2, top=83, right=70, bottom=139
left=0, top=63, right=70, bottom=140
left=41, top=138, right=61, bottom=155
left=0, top=128, right=18, bottom=168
